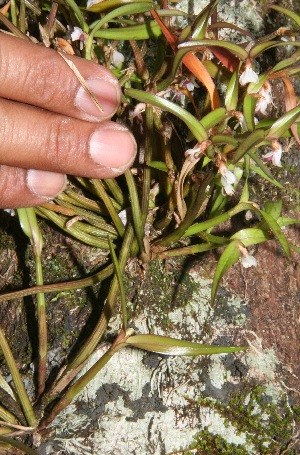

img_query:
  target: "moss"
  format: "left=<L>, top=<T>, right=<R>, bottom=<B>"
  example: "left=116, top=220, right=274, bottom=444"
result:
left=185, top=385, right=297, bottom=454
left=186, top=430, right=249, bottom=455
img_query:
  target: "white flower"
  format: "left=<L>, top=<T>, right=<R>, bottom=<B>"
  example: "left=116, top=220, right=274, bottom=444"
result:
left=238, top=244, right=257, bottom=268
left=263, top=141, right=283, bottom=167
left=70, top=27, right=85, bottom=50
left=219, top=163, right=238, bottom=195
left=71, top=26, right=84, bottom=42
left=239, top=65, right=259, bottom=86
left=111, top=50, right=125, bottom=68
left=255, top=82, right=273, bottom=116
left=241, top=254, right=257, bottom=268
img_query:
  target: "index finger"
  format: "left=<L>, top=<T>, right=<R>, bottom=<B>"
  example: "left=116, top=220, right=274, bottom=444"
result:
left=0, top=32, right=121, bottom=121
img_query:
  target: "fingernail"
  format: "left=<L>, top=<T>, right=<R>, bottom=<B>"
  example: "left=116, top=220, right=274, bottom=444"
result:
left=75, top=78, right=120, bottom=118
left=27, top=170, right=67, bottom=199
left=89, top=124, right=137, bottom=172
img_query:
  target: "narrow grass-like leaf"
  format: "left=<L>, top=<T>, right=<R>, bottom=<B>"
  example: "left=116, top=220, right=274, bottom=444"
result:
left=0, top=330, right=36, bottom=427
left=259, top=210, right=290, bottom=256
left=125, top=88, right=208, bottom=142
left=266, top=104, right=300, bottom=140
left=87, top=0, right=153, bottom=12
left=211, top=240, right=241, bottom=304
left=125, top=170, right=144, bottom=253
left=200, top=107, right=226, bottom=129
left=269, top=5, right=300, bottom=27
left=64, top=0, right=88, bottom=32
left=248, top=151, right=283, bottom=189
left=108, top=237, right=127, bottom=330
left=191, top=0, right=221, bottom=39
left=0, top=436, right=38, bottom=455
left=126, top=334, right=245, bottom=355
left=250, top=40, right=300, bottom=59
left=147, top=161, right=169, bottom=172
left=277, top=217, right=300, bottom=227
left=225, top=70, right=239, bottom=111
left=271, top=51, right=300, bottom=73
left=177, top=40, right=248, bottom=61
left=232, top=129, right=265, bottom=164
left=93, top=21, right=162, bottom=40
left=243, top=93, right=257, bottom=132
left=36, top=206, right=112, bottom=248
left=85, top=2, right=154, bottom=59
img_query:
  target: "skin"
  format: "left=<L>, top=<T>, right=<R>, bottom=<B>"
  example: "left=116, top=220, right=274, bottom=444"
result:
left=0, top=32, right=137, bottom=208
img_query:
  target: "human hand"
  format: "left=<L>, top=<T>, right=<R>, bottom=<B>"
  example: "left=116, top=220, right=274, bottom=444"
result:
left=0, top=33, right=137, bottom=208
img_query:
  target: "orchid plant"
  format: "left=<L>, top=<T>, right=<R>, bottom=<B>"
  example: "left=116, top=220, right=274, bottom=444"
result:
left=0, top=0, right=299, bottom=452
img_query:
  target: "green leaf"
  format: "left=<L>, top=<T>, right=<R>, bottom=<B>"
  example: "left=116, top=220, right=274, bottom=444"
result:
left=259, top=210, right=290, bottom=256
left=126, top=334, right=245, bottom=356
left=125, top=88, right=208, bottom=142
left=231, top=228, right=269, bottom=246
left=125, top=170, right=144, bottom=254
left=0, top=329, right=36, bottom=427
left=211, top=240, right=241, bottom=304
left=201, top=107, right=227, bottom=129
left=271, top=51, right=300, bottom=73
left=178, top=39, right=248, bottom=61
left=248, top=150, right=283, bottom=189
left=277, top=217, right=300, bottom=227
left=147, top=161, right=169, bottom=172
left=266, top=104, right=300, bottom=140
left=232, top=129, right=265, bottom=164
left=247, top=73, right=269, bottom=95
left=243, top=93, right=257, bottom=132
left=250, top=40, right=300, bottom=59
left=264, top=200, right=282, bottom=220
left=108, top=237, right=127, bottom=330
left=211, top=135, right=238, bottom=146
left=191, top=0, right=221, bottom=39
left=269, top=5, right=300, bottom=27
left=86, top=0, right=153, bottom=13
left=94, top=20, right=162, bottom=40
left=225, top=70, right=239, bottom=111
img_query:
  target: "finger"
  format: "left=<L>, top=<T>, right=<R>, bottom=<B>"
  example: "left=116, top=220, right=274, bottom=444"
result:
left=0, top=166, right=67, bottom=208
left=0, top=98, right=137, bottom=178
left=0, top=32, right=121, bottom=121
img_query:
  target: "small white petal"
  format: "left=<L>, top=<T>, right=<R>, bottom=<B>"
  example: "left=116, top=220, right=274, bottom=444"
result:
left=3, top=209, right=15, bottom=216
left=111, top=50, right=125, bottom=68
left=241, top=254, right=257, bottom=268
left=272, top=149, right=282, bottom=167
left=255, top=98, right=269, bottom=115
left=221, top=177, right=235, bottom=195
left=221, top=168, right=238, bottom=185
left=239, top=67, right=259, bottom=86
left=71, top=27, right=84, bottom=42
left=87, top=0, right=101, bottom=7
